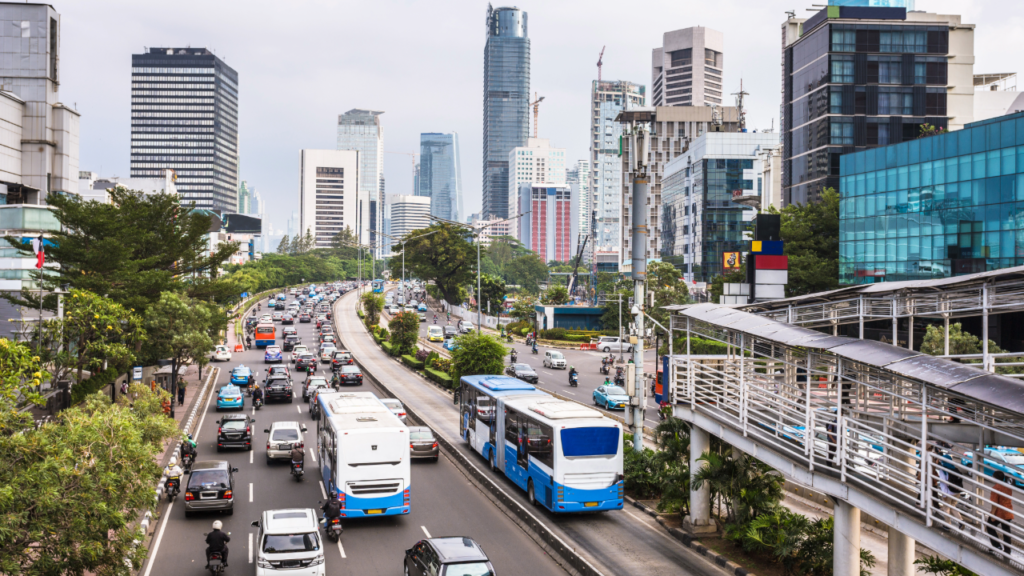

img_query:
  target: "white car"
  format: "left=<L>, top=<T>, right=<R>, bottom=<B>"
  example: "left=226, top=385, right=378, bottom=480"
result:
left=211, top=344, right=232, bottom=362
left=252, top=508, right=325, bottom=576
left=319, top=346, right=337, bottom=362
left=458, top=320, right=474, bottom=334
left=380, top=398, right=407, bottom=423
left=264, top=421, right=306, bottom=462
left=388, top=305, right=400, bottom=315
left=543, top=350, right=566, bottom=369
left=290, top=345, right=309, bottom=363
left=596, top=336, right=633, bottom=353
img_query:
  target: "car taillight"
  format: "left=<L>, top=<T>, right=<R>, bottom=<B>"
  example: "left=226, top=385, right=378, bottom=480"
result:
left=432, top=442, right=438, bottom=449
left=410, top=444, right=414, bottom=449
left=218, top=427, right=222, bottom=434
left=399, top=412, right=406, bottom=418
left=246, top=427, right=251, bottom=434
left=185, top=492, right=194, bottom=501
left=267, top=442, right=271, bottom=449
left=223, top=490, right=232, bottom=499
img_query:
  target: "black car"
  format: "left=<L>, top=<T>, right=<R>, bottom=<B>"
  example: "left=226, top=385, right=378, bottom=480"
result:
left=281, top=314, right=295, bottom=325
left=282, top=334, right=301, bottom=352
left=296, top=353, right=318, bottom=372
left=184, top=460, right=237, bottom=517
left=337, top=364, right=363, bottom=386
left=282, top=326, right=298, bottom=338
left=264, top=374, right=293, bottom=403
left=506, top=363, right=538, bottom=383
left=299, top=313, right=311, bottom=323
left=405, top=537, right=494, bottom=576
left=444, top=325, right=458, bottom=338
left=331, top=350, right=353, bottom=371
left=216, top=414, right=254, bottom=451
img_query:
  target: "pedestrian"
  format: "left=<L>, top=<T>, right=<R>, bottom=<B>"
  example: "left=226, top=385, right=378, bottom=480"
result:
left=987, top=470, right=1014, bottom=553
left=177, top=379, right=187, bottom=406
left=931, top=445, right=964, bottom=528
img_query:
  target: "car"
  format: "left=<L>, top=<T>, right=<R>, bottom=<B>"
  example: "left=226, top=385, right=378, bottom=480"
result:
left=417, top=311, right=427, bottom=322
left=260, top=314, right=273, bottom=323
left=264, top=346, right=283, bottom=364
left=961, top=447, right=1024, bottom=487
left=409, top=426, right=439, bottom=462
left=272, top=311, right=284, bottom=322
left=443, top=325, right=458, bottom=339
left=505, top=363, right=538, bottom=383
left=290, top=345, right=309, bottom=363
left=331, top=350, right=354, bottom=370
left=230, top=365, right=252, bottom=386
left=543, top=350, right=566, bottom=369
left=337, top=364, right=363, bottom=386
left=428, top=325, right=444, bottom=342
left=596, top=336, right=632, bottom=353
left=282, top=334, right=301, bottom=352
left=303, top=375, right=329, bottom=401
left=298, top=312, right=311, bottom=323
left=251, top=508, right=324, bottom=575
left=380, top=398, right=407, bottom=423
left=282, top=326, right=298, bottom=338
left=418, top=303, right=428, bottom=312
left=409, top=299, right=419, bottom=308
left=183, top=460, right=237, bottom=517
left=404, top=306, right=416, bottom=315
left=277, top=293, right=287, bottom=301
left=211, top=344, right=232, bottom=362
left=593, top=384, right=629, bottom=410
left=320, top=333, right=337, bottom=346
left=216, top=385, right=244, bottom=411
left=319, top=345, right=337, bottom=362
left=281, top=314, right=294, bottom=325
left=307, top=383, right=330, bottom=412
left=266, top=365, right=291, bottom=381
left=264, top=421, right=307, bottom=462
left=388, top=305, right=400, bottom=315
left=296, top=353, right=318, bottom=372
left=443, top=337, right=458, bottom=351
left=458, top=320, right=473, bottom=334
left=319, top=327, right=334, bottom=339
left=217, top=413, right=255, bottom=451
left=405, top=537, right=493, bottom=576
left=264, top=374, right=293, bottom=403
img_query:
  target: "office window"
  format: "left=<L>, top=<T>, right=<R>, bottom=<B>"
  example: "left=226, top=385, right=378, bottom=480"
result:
left=832, top=29, right=855, bottom=52
left=830, top=90, right=844, bottom=114
left=831, top=119, right=854, bottom=145
left=879, top=61, right=901, bottom=84
left=866, top=123, right=890, bottom=146
left=831, top=57, right=854, bottom=83
left=925, top=92, right=947, bottom=116
left=878, top=92, right=913, bottom=115
left=926, top=62, right=947, bottom=85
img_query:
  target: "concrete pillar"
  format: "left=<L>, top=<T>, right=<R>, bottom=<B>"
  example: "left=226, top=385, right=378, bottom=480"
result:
left=683, top=425, right=716, bottom=534
left=887, top=529, right=915, bottom=576
left=834, top=500, right=862, bottom=576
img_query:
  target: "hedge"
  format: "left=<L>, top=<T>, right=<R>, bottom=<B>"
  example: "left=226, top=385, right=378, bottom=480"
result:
left=71, top=366, right=125, bottom=404
left=381, top=341, right=396, bottom=356
left=424, top=367, right=453, bottom=388
left=401, top=354, right=425, bottom=369
left=372, top=333, right=382, bottom=345
left=356, top=310, right=364, bottom=319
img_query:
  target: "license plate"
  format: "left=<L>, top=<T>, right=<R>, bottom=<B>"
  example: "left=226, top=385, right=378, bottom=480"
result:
left=280, top=443, right=292, bottom=450
left=584, top=502, right=599, bottom=508
left=366, top=509, right=384, bottom=514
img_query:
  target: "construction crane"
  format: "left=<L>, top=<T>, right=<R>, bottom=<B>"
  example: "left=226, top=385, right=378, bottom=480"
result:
left=531, top=92, right=545, bottom=138
left=732, top=79, right=749, bottom=132
left=566, top=233, right=589, bottom=298
left=597, top=46, right=605, bottom=82
left=385, top=151, right=418, bottom=195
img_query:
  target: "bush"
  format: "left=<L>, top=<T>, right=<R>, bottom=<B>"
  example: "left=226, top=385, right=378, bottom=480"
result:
left=623, top=434, right=662, bottom=499
left=376, top=326, right=390, bottom=340
left=520, top=326, right=531, bottom=336
left=415, top=349, right=430, bottom=362
left=539, top=327, right=567, bottom=340
left=381, top=341, right=396, bottom=356
left=70, top=367, right=122, bottom=405
left=356, top=310, right=364, bottom=319
left=401, top=354, right=425, bottom=369
left=425, top=367, right=453, bottom=388
left=430, top=356, right=452, bottom=373
left=389, top=311, right=421, bottom=356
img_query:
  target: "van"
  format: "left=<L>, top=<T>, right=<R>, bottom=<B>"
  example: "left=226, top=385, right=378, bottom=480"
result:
left=251, top=508, right=324, bottom=575
left=427, top=325, right=444, bottom=342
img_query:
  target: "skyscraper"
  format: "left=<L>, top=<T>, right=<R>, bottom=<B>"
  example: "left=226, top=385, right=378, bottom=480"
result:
left=389, top=195, right=431, bottom=239
left=419, top=132, right=463, bottom=222
left=130, top=47, right=239, bottom=211
left=298, top=150, right=360, bottom=248
left=567, top=160, right=590, bottom=259
left=517, top=184, right=578, bottom=263
left=337, top=109, right=384, bottom=251
left=651, top=27, right=724, bottom=107
left=238, top=180, right=250, bottom=214
left=508, top=138, right=566, bottom=226
left=482, top=5, right=530, bottom=219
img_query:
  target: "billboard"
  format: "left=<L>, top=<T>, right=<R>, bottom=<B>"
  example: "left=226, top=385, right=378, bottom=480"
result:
left=722, top=251, right=741, bottom=271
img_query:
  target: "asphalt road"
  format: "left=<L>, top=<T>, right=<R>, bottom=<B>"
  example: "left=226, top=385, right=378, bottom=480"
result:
left=140, top=290, right=564, bottom=576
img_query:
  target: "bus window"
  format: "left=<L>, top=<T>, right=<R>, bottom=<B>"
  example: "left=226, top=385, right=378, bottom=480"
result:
left=476, top=394, right=493, bottom=425
left=504, top=409, right=518, bottom=445
left=527, top=419, right=554, bottom=469
left=560, top=427, right=620, bottom=458
left=465, top=388, right=476, bottom=428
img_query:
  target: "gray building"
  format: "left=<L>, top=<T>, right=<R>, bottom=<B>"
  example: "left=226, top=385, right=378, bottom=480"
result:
left=591, top=80, right=645, bottom=257
left=130, top=47, right=239, bottom=211
left=652, top=26, right=725, bottom=107
left=337, top=109, right=384, bottom=253
left=482, top=5, right=530, bottom=219
left=419, top=132, right=463, bottom=222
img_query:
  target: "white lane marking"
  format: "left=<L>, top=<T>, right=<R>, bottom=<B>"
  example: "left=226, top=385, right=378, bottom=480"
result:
left=421, top=526, right=432, bottom=538
left=337, top=539, right=347, bottom=559
left=249, top=532, right=254, bottom=563
left=250, top=451, right=253, bottom=465
left=297, top=405, right=302, bottom=413
left=319, top=480, right=328, bottom=499
left=564, top=391, right=576, bottom=396
left=624, top=510, right=680, bottom=546
left=141, top=501, right=173, bottom=576
left=310, top=449, right=316, bottom=463
left=249, top=482, right=253, bottom=502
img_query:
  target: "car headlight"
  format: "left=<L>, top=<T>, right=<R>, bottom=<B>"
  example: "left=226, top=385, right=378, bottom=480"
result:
left=257, top=557, right=272, bottom=568
left=310, top=554, right=325, bottom=566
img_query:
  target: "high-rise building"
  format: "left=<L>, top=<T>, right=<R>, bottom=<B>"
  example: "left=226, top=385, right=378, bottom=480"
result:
left=249, top=185, right=260, bottom=215
left=78, top=169, right=178, bottom=203
left=591, top=80, right=645, bottom=257
left=130, top=47, right=239, bottom=211
left=419, top=132, right=463, bottom=222
left=389, top=195, right=431, bottom=239
left=567, top=160, right=591, bottom=261
left=652, top=27, right=724, bottom=107
left=508, top=138, right=566, bottom=227
left=482, top=5, right=530, bottom=219
left=781, top=5, right=974, bottom=206
left=337, top=109, right=384, bottom=251
left=238, top=180, right=250, bottom=214
left=298, top=149, right=359, bottom=249
left=517, top=184, right=579, bottom=263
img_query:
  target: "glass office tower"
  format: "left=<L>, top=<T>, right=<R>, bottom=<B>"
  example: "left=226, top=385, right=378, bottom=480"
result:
left=419, top=132, right=463, bottom=222
left=337, top=109, right=384, bottom=253
left=482, top=5, right=530, bottom=219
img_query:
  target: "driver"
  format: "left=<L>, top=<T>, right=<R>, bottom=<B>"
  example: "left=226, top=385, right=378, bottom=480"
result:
left=322, top=489, right=343, bottom=522
left=568, top=365, right=578, bottom=380
left=291, top=444, right=305, bottom=471
left=510, top=349, right=518, bottom=363
left=252, top=383, right=264, bottom=404
left=206, top=520, right=230, bottom=567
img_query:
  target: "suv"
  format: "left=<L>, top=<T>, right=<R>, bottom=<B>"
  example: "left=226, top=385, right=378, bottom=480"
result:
left=596, top=336, right=632, bottom=353
left=251, top=509, right=325, bottom=575
left=295, top=353, right=318, bottom=373
left=264, top=421, right=307, bottom=463
left=282, top=334, right=301, bottom=352
left=337, top=364, right=363, bottom=386
left=264, top=374, right=293, bottom=403
left=303, top=375, right=329, bottom=401
left=331, top=350, right=353, bottom=371
left=183, top=460, right=237, bottom=517
left=217, top=414, right=255, bottom=451
left=543, top=350, right=566, bottom=369
left=404, top=537, right=494, bottom=576
left=443, top=325, right=458, bottom=339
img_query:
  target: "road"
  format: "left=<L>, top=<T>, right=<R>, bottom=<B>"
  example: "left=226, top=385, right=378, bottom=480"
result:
left=140, top=290, right=564, bottom=576
left=356, top=288, right=729, bottom=576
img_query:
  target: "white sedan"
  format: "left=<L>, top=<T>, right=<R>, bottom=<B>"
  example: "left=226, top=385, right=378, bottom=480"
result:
left=290, top=345, right=309, bottom=363
left=210, top=344, right=232, bottom=362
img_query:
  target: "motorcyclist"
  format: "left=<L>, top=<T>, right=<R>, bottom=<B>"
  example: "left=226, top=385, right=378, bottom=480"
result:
left=257, top=303, right=261, bottom=311
left=510, top=349, right=518, bottom=363
left=245, top=335, right=252, bottom=349
left=603, top=376, right=613, bottom=387
left=291, top=445, right=305, bottom=471
left=247, top=374, right=255, bottom=394
left=568, top=365, right=578, bottom=382
left=322, top=489, right=343, bottom=523
left=206, top=520, right=230, bottom=567
left=532, top=341, right=538, bottom=354
left=252, top=384, right=264, bottom=405
left=180, top=434, right=197, bottom=462
left=165, top=456, right=183, bottom=495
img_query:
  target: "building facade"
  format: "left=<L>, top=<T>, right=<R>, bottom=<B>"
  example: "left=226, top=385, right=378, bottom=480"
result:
left=78, top=170, right=178, bottom=203
left=662, top=132, right=778, bottom=283
left=298, top=149, right=359, bottom=249
left=419, top=132, right=463, bottom=222
left=237, top=180, right=250, bottom=214
left=130, top=47, right=238, bottom=211
left=482, top=5, right=530, bottom=220
left=839, top=111, right=1024, bottom=284
left=389, top=194, right=431, bottom=239
left=591, top=80, right=645, bottom=259
left=337, top=109, right=384, bottom=251
left=566, top=159, right=590, bottom=257
left=652, top=26, right=724, bottom=107
left=517, top=184, right=579, bottom=263
left=781, top=6, right=975, bottom=206
left=472, top=214, right=513, bottom=247
left=508, top=138, right=565, bottom=226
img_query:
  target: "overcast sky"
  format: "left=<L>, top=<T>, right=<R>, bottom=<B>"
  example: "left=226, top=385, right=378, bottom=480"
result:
left=58, top=0, right=1023, bottom=232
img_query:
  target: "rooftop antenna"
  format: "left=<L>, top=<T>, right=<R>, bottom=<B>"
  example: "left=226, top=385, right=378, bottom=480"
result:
left=785, top=10, right=796, bottom=19
left=732, top=79, right=749, bottom=131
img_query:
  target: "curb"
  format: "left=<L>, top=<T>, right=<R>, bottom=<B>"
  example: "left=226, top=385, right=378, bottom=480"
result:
left=624, top=496, right=756, bottom=576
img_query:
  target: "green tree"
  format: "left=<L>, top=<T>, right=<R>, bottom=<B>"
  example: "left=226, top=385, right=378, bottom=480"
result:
left=277, top=234, right=291, bottom=254
left=449, top=332, right=507, bottom=384
left=0, top=338, right=47, bottom=431
left=388, top=311, right=421, bottom=356
left=647, top=261, right=689, bottom=328
left=773, top=187, right=840, bottom=297
left=794, top=516, right=875, bottom=576
left=509, top=296, right=537, bottom=324
left=541, top=284, right=569, bottom=305
left=920, top=322, right=1020, bottom=374
left=143, top=292, right=217, bottom=404
left=361, top=292, right=384, bottom=326
left=477, top=274, right=506, bottom=315
left=600, top=288, right=633, bottom=331
left=400, top=223, right=476, bottom=305
left=504, top=253, right=549, bottom=293
left=915, top=555, right=977, bottom=576
left=330, top=226, right=358, bottom=260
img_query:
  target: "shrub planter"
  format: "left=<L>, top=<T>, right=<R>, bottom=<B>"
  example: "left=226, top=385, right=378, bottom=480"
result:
left=424, top=368, right=453, bottom=388
left=401, top=354, right=425, bottom=370
left=381, top=341, right=395, bottom=356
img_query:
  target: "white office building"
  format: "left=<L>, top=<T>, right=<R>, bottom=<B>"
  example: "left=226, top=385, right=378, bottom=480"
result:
left=591, top=81, right=644, bottom=257
left=78, top=169, right=177, bottom=203
left=298, top=149, right=360, bottom=249
left=389, top=194, right=431, bottom=239
left=507, top=138, right=566, bottom=233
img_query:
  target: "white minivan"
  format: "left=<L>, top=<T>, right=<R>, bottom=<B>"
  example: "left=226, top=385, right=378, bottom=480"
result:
left=252, top=508, right=324, bottom=575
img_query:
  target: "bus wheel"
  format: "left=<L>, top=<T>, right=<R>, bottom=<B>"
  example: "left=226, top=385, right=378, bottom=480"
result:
left=489, top=450, right=497, bottom=473
left=527, top=480, right=537, bottom=507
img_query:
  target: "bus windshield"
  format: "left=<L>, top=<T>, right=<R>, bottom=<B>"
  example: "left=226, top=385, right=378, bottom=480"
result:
left=560, top=427, right=620, bottom=458
left=255, top=325, right=275, bottom=336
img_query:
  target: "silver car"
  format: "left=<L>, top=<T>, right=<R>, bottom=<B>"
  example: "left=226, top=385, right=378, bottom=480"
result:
left=264, top=421, right=307, bottom=463
left=380, top=398, right=407, bottom=423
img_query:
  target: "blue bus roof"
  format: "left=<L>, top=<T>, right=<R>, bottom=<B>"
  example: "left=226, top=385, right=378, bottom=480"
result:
left=461, top=375, right=541, bottom=394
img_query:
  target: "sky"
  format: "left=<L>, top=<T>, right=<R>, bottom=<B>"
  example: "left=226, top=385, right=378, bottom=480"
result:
left=58, top=0, right=1024, bottom=233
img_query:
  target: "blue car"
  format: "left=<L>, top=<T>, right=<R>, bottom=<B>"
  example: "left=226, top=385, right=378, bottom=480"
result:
left=593, top=384, right=629, bottom=410
left=264, top=345, right=283, bottom=364
left=961, top=447, right=1024, bottom=487
left=417, top=303, right=427, bottom=312
left=216, top=385, right=244, bottom=411
left=230, top=365, right=252, bottom=386
left=443, top=337, right=458, bottom=351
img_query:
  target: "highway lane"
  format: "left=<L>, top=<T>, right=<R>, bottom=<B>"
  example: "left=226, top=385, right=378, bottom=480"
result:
left=140, top=290, right=564, bottom=576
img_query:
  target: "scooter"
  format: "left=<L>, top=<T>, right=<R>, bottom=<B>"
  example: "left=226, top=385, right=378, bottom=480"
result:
left=181, top=452, right=194, bottom=473
left=253, top=396, right=263, bottom=410
left=319, top=513, right=344, bottom=541
left=569, top=373, right=579, bottom=387
left=201, top=534, right=229, bottom=576
left=531, top=346, right=538, bottom=355
left=291, top=461, right=304, bottom=481
left=505, top=334, right=513, bottom=343
left=166, top=476, right=180, bottom=501
left=599, top=363, right=610, bottom=375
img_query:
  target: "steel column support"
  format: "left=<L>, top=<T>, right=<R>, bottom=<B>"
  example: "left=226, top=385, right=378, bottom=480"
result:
left=944, top=317, right=949, bottom=357
left=983, top=283, right=990, bottom=372
left=859, top=295, right=865, bottom=339
left=888, top=527, right=915, bottom=576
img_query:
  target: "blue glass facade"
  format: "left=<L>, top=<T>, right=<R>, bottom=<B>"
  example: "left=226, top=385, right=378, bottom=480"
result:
left=839, top=111, right=1024, bottom=284
left=419, top=132, right=463, bottom=222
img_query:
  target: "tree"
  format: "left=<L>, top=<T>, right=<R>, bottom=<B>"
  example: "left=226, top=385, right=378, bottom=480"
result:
left=277, top=235, right=291, bottom=254
left=0, top=338, right=47, bottom=431
left=143, top=292, right=217, bottom=411
left=504, top=253, right=549, bottom=293
left=541, top=284, right=569, bottom=305
left=389, top=311, right=421, bottom=355
left=774, top=187, right=839, bottom=297
left=330, top=226, right=358, bottom=259
left=600, top=288, right=633, bottom=331
left=478, top=274, right=506, bottom=315
left=509, top=296, right=537, bottom=324
left=920, top=322, right=1020, bottom=374
left=449, top=332, right=507, bottom=385
left=647, top=261, right=689, bottom=328
left=400, top=223, right=476, bottom=305
left=361, top=292, right=384, bottom=326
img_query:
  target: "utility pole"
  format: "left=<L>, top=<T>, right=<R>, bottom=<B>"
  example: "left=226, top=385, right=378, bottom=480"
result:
left=627, top=115, right=651, bottom=453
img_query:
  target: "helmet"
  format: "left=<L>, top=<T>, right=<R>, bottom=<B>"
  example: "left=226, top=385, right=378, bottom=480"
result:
left=330, top=488, right=338, bottom=499
left=187, top=434, right=193, bottom=440
left=212, top=520, right=223, bottom=530
left=169, top=456, right=177, bottom=467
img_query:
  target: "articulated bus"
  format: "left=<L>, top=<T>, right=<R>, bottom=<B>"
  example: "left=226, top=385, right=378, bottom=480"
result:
left=372, top=279, right=384, bottom=293
left=317, top=391, right=411, bottom=517
left=459, top=375, right=623, bottom=512
left=254, top=322, right=276, bottom=348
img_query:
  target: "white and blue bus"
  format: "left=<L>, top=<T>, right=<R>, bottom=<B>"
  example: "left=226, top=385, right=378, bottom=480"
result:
left=316, top=391, right=411, bottom=517
left=459, top=375, right=623, bottom=512
left=372, top=279, right=384, bottom=293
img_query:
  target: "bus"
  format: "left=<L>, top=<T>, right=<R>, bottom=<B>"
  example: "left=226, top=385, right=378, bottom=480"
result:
left=459, top=375, right=624, bottom=512
left=372, top=279, right=384, bottom=293
left=254, top=323, right=276, bottom=348
left=316, top=391, right=411, bottom=517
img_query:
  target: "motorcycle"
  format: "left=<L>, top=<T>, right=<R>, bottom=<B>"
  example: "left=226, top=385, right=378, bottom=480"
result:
left=166, top=475, right=181, bottom=501
left=253, top=396, right=263, bottom=410
left=510, top=352, right=518, bottom=364
left=291, top=461, right=304, bottom=481
left=569, top=372, right=579, bottom=387
left=505, top=334, right=513, bottom=343
left=202, top=534, right=230, bottom=576
left=599, top=363, right=610, bottom=375
left=181, top=452, right=194, bottom=473
left=531, top=345, right=538, bottom=355
left=320, top=515, right=343, bottom=541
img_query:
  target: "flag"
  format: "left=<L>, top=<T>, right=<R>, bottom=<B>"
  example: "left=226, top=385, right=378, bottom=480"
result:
left=31, top=235, right=44, bottom=269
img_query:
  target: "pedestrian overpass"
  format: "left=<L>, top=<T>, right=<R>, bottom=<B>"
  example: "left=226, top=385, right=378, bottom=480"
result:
left=666, top=301, right=1024, bottom=576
